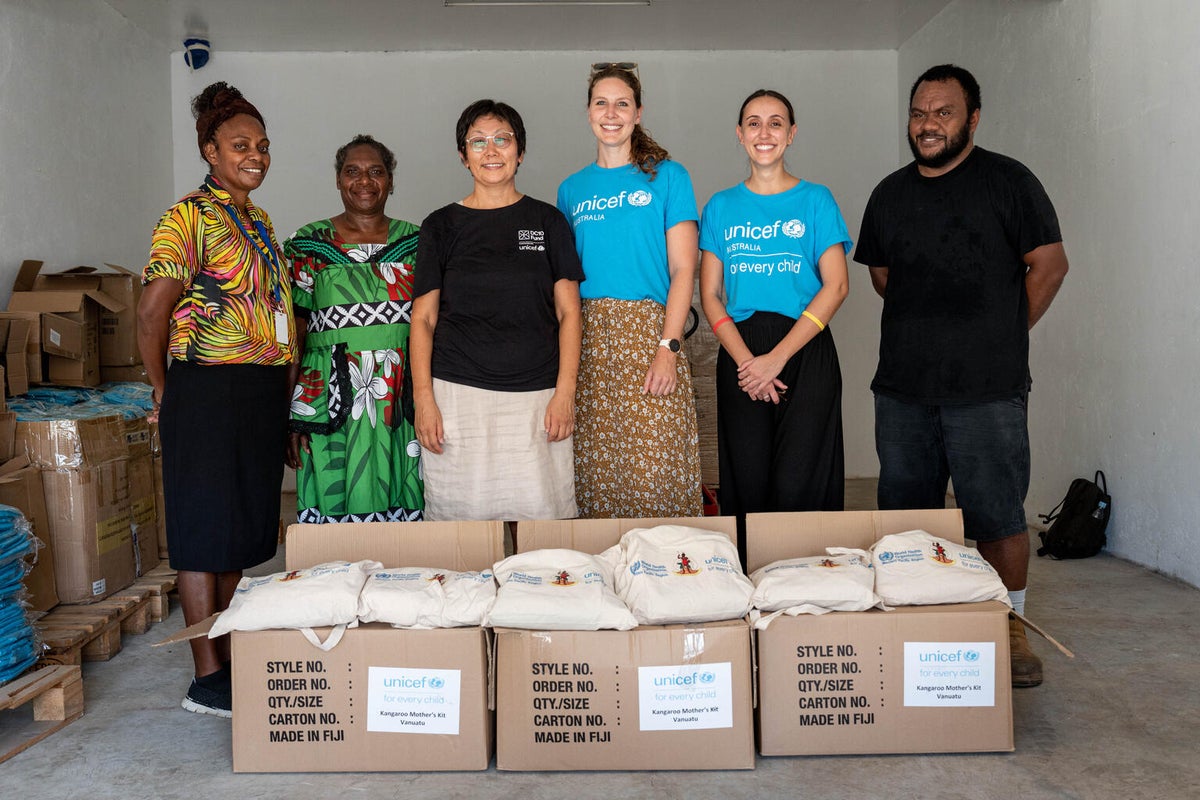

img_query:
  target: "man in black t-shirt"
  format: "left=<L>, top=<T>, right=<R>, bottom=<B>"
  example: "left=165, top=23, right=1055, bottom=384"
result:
left=855, top=65, right=1069, bottom=688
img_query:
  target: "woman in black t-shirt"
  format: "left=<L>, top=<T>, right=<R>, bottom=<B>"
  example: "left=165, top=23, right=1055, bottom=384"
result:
left=411, top=99, right=584, bottom=522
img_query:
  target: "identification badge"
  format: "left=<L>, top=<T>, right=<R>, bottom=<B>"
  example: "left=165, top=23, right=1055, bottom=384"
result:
left=274, top=310, right=290, bottom=345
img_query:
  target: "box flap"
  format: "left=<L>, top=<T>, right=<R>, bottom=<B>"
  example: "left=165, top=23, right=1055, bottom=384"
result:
left=12, top=260, right=44, bottom=293
left=284, top=520, right=504, bottom=572
left=518, top=516, right=738, bottom=554
left=83, top=288, right=126, bottom=313
left=102, top=263, right=137, bottom=277
left=41, top=314, right=84, bottom=359
left=154, top=613, right=217, bottom=645
left=8, top=291, right=85, bottom=314
left=0, top=454, right=31, bottom=477
left=745, top=509, right=965, bottom=573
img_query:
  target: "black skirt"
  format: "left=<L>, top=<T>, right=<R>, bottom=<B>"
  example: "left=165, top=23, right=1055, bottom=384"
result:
left=160, top=361, right=289, bottom=572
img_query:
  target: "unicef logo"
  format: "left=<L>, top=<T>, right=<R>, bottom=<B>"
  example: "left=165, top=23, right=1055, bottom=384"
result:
left=877, top=552, right=895, bottom=564
left=699, top=671, right=716, bottom=684
left=964, top=650, right=980, bottom=663
left=782, top=219, right=806, bottom=238
left=428, top=677, right=445, bottom=689
left=628, top=190, right=652, bottom=207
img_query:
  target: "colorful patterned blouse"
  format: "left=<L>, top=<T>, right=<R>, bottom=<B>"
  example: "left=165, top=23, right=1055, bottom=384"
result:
left=143, top=176, right=294, bottom=365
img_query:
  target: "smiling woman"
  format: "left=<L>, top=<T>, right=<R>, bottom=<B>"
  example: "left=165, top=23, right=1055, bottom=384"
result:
left=282, top=135, right=425, bottom=525
left=410, top=99, right=584, bottom=522
left=137, top=82, right=294, bottom=719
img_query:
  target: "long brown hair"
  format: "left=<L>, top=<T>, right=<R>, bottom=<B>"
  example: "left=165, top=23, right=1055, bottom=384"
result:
left=587, top=66, right=669, bottom=179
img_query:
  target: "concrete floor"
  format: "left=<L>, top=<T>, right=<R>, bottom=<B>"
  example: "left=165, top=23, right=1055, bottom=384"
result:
left=2, top=481, right=1198, bottom=799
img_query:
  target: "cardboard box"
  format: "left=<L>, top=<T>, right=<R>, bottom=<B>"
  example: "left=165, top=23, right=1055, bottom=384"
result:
left=0, top=310, right=43, bottom=384
left=42, top=458, right=135, bottom=603
left=101, top=364, right=149, bottom=384
left=747, top=509, right=1013, bottom=756
left=0, top=411, right=15, bottom=463
left=16, top=414, right=128, bottom=470
left=0, top=456, right=59, bottom=612
left=121, top=416, right=152, bottom=460
left=127, top=453, right=157, bottom=575
left=0, top=314, right=32, bottom=396
left=8, top=260, right=126, bottom=386
left=225, top=521, right=504, bottom=773
left=153, top=453, right=167, bottom=559
left=495, top=516, right=756, bottom=771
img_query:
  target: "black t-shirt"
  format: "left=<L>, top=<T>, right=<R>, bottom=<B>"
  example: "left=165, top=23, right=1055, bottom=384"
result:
left=414, top=196, right=584, bottom=392
left=854, top=147, right=1062, bottom=404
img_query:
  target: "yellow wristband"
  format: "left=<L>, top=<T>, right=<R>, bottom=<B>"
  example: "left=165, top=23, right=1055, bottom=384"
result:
left=802, top=309, right=826, bottom=331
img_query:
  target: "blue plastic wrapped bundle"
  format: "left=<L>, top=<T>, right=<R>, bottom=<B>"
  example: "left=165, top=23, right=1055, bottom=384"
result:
left=98, top=382, right=154, bottom=411
left=0, top=505, right=40, bottom=686
left=0, top=602, right=40, bottom=684
left=6, top=398, right=57, bottom=418
left=22, top=386, right=98, bottom=405
left=74, top=398, right=148, bottom=421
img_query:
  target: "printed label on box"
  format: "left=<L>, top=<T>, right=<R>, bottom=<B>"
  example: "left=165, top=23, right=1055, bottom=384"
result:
left=91, top=578, right=106, bottom=596
left=366, top=666, right=461, bottom=735
left=637, top=662, right=733, bottom=731
left=903, top=642, right=996, bottom=707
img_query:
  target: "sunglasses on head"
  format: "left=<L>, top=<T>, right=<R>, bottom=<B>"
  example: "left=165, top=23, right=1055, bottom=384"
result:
left=591, top=61, right=639, bottom=74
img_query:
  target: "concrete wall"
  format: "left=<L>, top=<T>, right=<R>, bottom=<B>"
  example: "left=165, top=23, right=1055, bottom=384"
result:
left=900, top=0, right=1200, bottom=586
left=0, top=0, right=173, bottom=305
left=170, top=50, right=898, bottom=478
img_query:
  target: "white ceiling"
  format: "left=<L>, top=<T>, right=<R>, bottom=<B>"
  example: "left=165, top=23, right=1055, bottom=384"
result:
left=102, top=0, right=954, bottom=53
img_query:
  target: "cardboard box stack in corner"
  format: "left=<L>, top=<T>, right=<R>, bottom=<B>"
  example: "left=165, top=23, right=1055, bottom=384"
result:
left=495, top=516, right=755, bottom=772
left=6, top=260, right=136, bottom=387
left=161, top=521, right=504, bottom=773
left=747, top=509, right=1013, bottom=756
left=15, top=414, right=135, bottom=604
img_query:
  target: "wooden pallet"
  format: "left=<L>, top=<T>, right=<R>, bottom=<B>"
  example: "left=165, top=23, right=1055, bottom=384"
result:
left=128, top=566, right=177, bottom=623
left=35, top=589, right=155, bottom=665
left=0, top=665, right=85, bottom=764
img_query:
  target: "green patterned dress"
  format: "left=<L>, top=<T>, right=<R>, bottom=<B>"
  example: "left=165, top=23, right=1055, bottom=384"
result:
left=285, top=218, right=424, bottom=522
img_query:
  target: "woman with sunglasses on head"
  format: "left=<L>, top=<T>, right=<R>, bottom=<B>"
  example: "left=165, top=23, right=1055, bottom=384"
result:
left=411, top=99, right=583, bottom=522
left=557, top=62, right=702, bottom=519
left=699, top=89, right=851, bottom=559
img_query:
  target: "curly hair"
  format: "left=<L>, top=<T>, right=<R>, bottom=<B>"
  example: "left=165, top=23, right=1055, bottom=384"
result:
left=191, top=82, right=265, bottom=163
left=587, top=66, right=669, bottom=180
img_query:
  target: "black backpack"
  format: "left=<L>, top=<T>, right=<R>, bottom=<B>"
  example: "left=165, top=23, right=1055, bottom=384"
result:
left=1036, top=470, right=1111, bottom=559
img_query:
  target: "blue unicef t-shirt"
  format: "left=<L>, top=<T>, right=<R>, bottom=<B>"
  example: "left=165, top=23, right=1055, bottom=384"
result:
left=557, top=160, right=698, bottom=303
left=699, top=181, right=852, bottom=322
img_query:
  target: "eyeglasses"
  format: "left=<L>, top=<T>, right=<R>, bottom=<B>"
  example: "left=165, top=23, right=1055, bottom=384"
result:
left=465, top=133, right=515, bottom=153
left=591, top=61, right=639, bottom=75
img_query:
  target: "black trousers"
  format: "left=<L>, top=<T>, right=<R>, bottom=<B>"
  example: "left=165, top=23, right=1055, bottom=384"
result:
left=715, top=313, right=845, bottom=563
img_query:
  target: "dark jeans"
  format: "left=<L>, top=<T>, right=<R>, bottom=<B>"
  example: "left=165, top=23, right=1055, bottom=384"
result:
left=874, top=391, right=1029, bottom=542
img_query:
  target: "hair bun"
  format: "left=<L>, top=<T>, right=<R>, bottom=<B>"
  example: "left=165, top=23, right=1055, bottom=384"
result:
left=192, top=81, right=246, bottom=120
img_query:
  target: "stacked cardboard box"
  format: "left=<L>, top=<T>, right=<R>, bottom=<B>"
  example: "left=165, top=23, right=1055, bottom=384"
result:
left=6, top=260, right=139, bottom=387
left=15, top=414, right=135, bottom=603
left=495, top=516, right=755, bottom=771
left=122, top=416, right=157, bottom=574
left=747, top=509, right=1014, bottom=756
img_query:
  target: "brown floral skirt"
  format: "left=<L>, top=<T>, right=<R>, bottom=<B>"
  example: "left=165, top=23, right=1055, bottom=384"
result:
left=574, top=298, right=702, bottom=518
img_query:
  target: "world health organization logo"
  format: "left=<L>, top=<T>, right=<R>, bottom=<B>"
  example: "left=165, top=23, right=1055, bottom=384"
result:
left=782, top=219, right=806, bottom=238
left=628, top=190, right=653, bottom=206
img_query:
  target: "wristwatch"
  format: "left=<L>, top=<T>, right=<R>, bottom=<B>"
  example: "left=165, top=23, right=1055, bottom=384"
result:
left=658, top=337, right=681, bottom=353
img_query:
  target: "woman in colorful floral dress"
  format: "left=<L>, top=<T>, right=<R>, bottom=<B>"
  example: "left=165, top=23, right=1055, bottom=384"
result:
left=284, top=135, right=424, bottom=522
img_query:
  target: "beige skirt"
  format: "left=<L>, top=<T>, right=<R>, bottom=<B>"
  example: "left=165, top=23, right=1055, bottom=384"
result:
left=422, top=378, right=578, bottom=521
left=574, top=298, right=702, bottom=518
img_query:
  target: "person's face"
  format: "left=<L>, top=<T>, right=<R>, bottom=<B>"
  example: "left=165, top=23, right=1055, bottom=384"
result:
left=588, top=76, right=641, bottom=148
left=460, top=114, right=522, bottom=187
left=337, top=144, right=392, bottom=215
left=737, top=96, right=795, bottom=168
left=203, top=113, right=270, bottom=197
left=907, top=78, right=978, bottom=172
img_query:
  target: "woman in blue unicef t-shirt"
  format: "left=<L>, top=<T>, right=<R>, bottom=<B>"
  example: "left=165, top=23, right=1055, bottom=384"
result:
left=557, top=63, right=702, bottom=519
left=699, top=89, right=852, bottom=560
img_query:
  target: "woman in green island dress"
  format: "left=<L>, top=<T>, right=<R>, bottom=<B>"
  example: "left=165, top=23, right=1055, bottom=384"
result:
left=284, top=134, right=424, bottom=522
